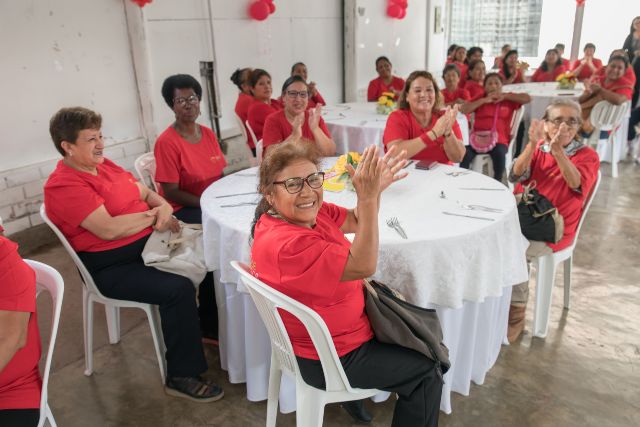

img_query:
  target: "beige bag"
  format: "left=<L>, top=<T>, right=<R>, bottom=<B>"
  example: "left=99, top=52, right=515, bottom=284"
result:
left=141, top=223, right=207, bottom=287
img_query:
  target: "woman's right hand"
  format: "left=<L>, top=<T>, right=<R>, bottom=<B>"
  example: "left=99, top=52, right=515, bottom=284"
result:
left=528, top=119, right=545, bottom=146
left=346, top=146, right=382, bottom=202
left=290, top=113, right=304, bottom=141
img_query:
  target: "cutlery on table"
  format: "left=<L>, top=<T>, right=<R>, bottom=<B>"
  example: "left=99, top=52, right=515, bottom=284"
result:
left=386, top=217, right=408, bottom=239
left=456, top=201, right=503, bottom=213
left=215, top=191, right=258, bottom=198
left=445, top=171, right=471, bottom=177
left=442, top=211, right=495, bottom=221
left=220, top=202, right=258, bottom=208
left=402, top=160, right=415, bottom=169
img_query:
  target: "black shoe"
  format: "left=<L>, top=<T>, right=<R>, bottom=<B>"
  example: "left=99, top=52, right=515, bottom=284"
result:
left=341, top=399, right=373, bottom=424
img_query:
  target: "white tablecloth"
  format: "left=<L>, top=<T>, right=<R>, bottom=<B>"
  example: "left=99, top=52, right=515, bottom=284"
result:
left=203, top=160, right=529, bottom=414
left=323, top=102, right=470, bottom=153
left=503, top=82, right=584, bottom=122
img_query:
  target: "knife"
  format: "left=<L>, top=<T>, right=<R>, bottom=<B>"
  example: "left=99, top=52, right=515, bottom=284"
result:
left=216, top=191, right=258, bottom=198
left=442, top=211, right=495, bottom=221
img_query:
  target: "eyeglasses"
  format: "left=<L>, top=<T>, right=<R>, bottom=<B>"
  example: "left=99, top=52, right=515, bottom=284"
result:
left=273, top=172, right=325, bottom=194
left=173, top=95, right=200, bottom=107
left=547, top=117, right=580, bottom=127
left=285, top=90, right=309, bottom=99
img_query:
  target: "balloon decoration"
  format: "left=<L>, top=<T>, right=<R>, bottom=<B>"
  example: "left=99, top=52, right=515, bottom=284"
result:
left=576, top=0, right=586, bottom=5
left=249, top=0, right=276, bottom=21
left=387, top=0, right=408, bottom=20
left=131, top=0, right=152, bottom=7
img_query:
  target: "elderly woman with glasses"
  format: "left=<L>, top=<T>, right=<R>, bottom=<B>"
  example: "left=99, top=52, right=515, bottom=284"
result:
left=250, top=141, right=443, bottom=426
left=262, top=75, right=335, bottom=156
left=154, top=74, right=227, bottom=341
left=506, top=99, right=600, bottom=342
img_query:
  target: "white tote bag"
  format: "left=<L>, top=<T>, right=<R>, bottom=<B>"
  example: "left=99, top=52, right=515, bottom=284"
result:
left=141, top=223, right=207, bottom=287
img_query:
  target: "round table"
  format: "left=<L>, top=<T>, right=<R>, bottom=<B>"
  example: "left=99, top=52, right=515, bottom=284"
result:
left=322, top=102, right=470, bottom=154
left=503, top=82, right=584, bottom=122
left=202, top=159, right=529, bottom=414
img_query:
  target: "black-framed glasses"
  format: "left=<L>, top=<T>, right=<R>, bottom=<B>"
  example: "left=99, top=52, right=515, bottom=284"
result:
left=273, top=172, right=325, bottom=194
left=173, top=95, right=200, bottom=107
left=547, top=117, right=580, bottom=127
left=285, top=90, right=309, bottom=99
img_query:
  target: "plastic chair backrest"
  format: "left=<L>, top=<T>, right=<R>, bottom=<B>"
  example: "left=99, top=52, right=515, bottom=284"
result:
left=506, top=107, right=525, bottom=161
left=571, top=170, right=601, bottom=249
left=589, top=101, right=630, bottom=131
left=40, top=205, right=106, bottom=300
left=235, top=113, right=249, bottom=145
left=230, top=261, right=355, bottom=393
left=245, top=120, right=258, bottom=150
left=24, top=260, right=64, bottom=426
left=134, top=152, right=158, bottom=192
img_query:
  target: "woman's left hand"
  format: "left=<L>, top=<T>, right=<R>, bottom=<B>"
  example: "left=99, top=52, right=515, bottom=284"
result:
left=153, top=203, right=177, bottom=232
left=308, top=104, right=322, bottom=131
left=379, top=145, right=409, bottom=192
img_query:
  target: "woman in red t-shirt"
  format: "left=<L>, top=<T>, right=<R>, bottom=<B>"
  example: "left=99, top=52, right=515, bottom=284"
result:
left=251, top=142, right=442, bottom=426
left=571, top=43, right=603, bottom=82
left=43, top=107, right=223, bottom=403
left=247, top=69, right=283, bottom=147
left=230, top=67, right=254, bottom=151
left=493, top=44, right=511, bottom=70
left=441, top=64, right=471, bottom=106
left=383, top=70, right=465, bottom=165
left=507, top=99, right=599, bottom=342
left=367, top=56, right=405, bottom=101
left=500, top=50, right=526, bottom=84
left=579, top=55, right=633, bottom=135
left=290, top=62, right=326, bottom=108
left=154, top=74, right=227, bottom=340
left=460, top=73, right=531, bottom=181
left=451, top=46, right=469, bottom=87
left=464, top=60, right=487, bottom=101
left=0, top=234, right=41, bottom=427
left=531, top=49, right=566, bottom=83
left=262, top=76, right=335, bottom=156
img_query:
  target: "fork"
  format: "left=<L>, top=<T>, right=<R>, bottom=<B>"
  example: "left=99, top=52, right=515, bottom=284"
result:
left=386, top=217, right=408, bottom=239
left=456, top=201, right=503, bottom=213
left=445, top=171, right=471, bottom=177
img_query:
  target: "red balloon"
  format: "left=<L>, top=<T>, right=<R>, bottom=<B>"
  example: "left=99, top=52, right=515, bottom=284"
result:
left=266, top=1, right=276, bottom=14
left=397, top=8, right=407, bottom=19
left=249, top=1, right=270, bottom=21
left=387, top=4, right=402, bottom=18
left=392, top=0, right=408, bottom=8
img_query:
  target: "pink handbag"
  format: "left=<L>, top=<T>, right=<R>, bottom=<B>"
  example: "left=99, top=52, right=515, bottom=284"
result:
left=470, top=103, right=501, bottom=153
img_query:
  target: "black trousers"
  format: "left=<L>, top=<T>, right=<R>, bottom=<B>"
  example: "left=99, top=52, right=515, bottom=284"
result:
left=628, top=106, right=640, bottom=141
left=78, top=235, right=207, bottom=378
left=297, top=339, right=442, bottom=427
left=174, top=207, right=218, bottom=338
left=460, top=143, right=509, bottom=182
left=0, top=409, right=39, bottom=427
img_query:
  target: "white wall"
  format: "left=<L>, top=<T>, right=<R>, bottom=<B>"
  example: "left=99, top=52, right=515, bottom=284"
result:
left=0, top=0, right=143, bottom=171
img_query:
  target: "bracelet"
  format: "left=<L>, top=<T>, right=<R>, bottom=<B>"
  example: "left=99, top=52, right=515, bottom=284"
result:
left=420, top=131, right=434, bottom=147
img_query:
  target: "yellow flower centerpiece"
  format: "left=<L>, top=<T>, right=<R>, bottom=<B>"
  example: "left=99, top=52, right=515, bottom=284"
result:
left=376, top=92, right=397, bottom=115
left=556, top=71, right=577, bottom=90
left=323, top=151, right=361, bottom=192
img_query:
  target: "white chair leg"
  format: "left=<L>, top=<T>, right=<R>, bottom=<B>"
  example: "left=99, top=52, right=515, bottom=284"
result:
left=563, top=256, right=573, bottom=309
left=533, top=255, right=557, bottom=338
left=46, top=404, right=57, bottom=427
left=83, top=288, right=94, bottom=376
left=296, top=386, right=325, bottom=427
left=610, top=135, right=619, bottom=178
left=266, top=355, right=282, bottom=427
left=146, top=306, right=167, bottom=384
left=105, top=304, right=121, bottom=344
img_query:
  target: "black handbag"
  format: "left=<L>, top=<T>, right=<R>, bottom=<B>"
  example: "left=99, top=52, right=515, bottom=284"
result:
left=363, top=279, right=450, bottom=382
left=517, top=181, right=565, bottom=243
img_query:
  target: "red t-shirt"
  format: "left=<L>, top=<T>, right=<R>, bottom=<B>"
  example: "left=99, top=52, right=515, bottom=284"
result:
left=464, top=80, right=485, bottom=101
left=0, top=237, right=41, bottom=410
left=442, top=87, right=470, bottom=105
left=531, top=65, right=567, bottom=83
left=154, top=125, right=227, bottom=209
left=383, top=108, right=463, bottom=164
left=561, top=58, right=571, bottom=69
left=234, top=92, right=254, bottom=125
left=453, top=61, right=469, bottom=87
left=262, top=110, right=331, bottom=154
left=596, top=76, right=634, bottom=101
left=44, top=158, right=152, bottom=252
left=499, top=68, right=525, bottom=84
left=473, top=100, right=522, bottom=145
left=367, top=76, right=405, bottom=101
left=251, top=203, right=374, bottom=359
left=307, top=91, right=326, bottom=108
left=594, top=66, right=637, bottom=89
left=514, top=142, right=600, bottom=251
left=247, top=99, right=283, bottom=145
left=571, top=58, right=603, bottom=81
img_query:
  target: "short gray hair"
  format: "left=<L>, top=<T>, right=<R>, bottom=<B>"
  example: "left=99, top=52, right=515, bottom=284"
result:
left=542, top=98, right=582, bottom=122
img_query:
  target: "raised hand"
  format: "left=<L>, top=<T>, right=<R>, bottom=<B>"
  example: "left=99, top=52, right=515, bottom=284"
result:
left=549, top=122, right=571, bottom=154
left=308, top=81, right=318, bottom=96
left=346, top=146, right=383, bottom=201
left=528, top=119, right=545, bottom=144
left=379, top=145, right=409, bottom=192
left=308, top=104, right=322, bottom=131
left=290, top=113, right=304, bottom=141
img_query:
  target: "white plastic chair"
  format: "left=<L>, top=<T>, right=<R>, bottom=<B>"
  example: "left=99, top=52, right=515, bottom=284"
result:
left=471, top=106, right=525, bottom=188
left=23, top=260, right=63, bottom=427
left=588, top=101, right=630, bottom=178
left=134, top=152, right=158, bottom=191
left=532, top=170, right=601, bottom=338
left=234, top=113, right=249, bottom=145
left=230, top=261, right=380, bottom=427
left=246, top=120, right=263, bottom=165
left=39, top=205, right=167, bottom=384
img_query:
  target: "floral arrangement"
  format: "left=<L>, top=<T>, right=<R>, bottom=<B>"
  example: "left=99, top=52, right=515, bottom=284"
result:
left=323, top=152, right=361, bottom=192
left=376, top=92, right=397, bottom=115
left=556, top=71, right=578, bottom=89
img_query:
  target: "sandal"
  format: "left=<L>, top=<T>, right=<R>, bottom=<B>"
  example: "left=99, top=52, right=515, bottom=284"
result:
left=165, top=376, right=224, bottom=403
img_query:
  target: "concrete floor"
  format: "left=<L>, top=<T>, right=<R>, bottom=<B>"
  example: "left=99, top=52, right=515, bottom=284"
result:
left=23, top=160, right=640, bottom=427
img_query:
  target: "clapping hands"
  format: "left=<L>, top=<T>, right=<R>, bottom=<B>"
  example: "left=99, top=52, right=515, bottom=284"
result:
left=432, top=105, right=459, bottom=137
left=308, top=104, right=322, bottom=131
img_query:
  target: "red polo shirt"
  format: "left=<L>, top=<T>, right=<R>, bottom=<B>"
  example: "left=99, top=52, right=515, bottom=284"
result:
left=235, top=93, right=255, bottom=147
left=247, top=99, right=283, bottom=145
left=442, top=87, right=470, bottom=105
left=454, top=61, right=469, bottom=87
left=44, top=158, right=152, bottom=252
left=571, top=58, right=603, bottom=81
left=464, top=80, right=485, bottom=101
left=0, top=236, right=41, bottom=410
left=473, top=100, right=522, bottom=145
left=383, top=108, right=463, bottom=164
left=514, top=141, right=600, bottom=251
left=251, top=202, right=374, bottom=359
left=499, top=68, right=525, bottom=84
left=154, top=125, right=227, bottom=209
left=262, top=110, right=331, bottom=155
left=531, top=65, right=567, bottom=83
left=367, top=76, right=405, bottom=101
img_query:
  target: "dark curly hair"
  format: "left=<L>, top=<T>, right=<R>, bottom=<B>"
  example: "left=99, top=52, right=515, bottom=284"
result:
left=49, top=107, right=102, bottom=156
left=501, top=50, right=519, bottom=80
left=161, top=74, right=203, bottom=108
left=230, top=67, right=252, bottom=91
